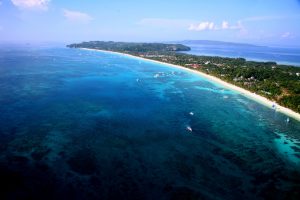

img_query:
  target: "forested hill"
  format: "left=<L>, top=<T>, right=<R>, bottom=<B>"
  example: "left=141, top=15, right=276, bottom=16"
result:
left=67, top=41, right=191, bottom=52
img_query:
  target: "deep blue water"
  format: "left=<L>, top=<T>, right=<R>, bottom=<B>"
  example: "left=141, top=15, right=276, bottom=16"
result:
left=181, top=42, right=300, bottom=66
left=0, top=46, right=300, bottom=200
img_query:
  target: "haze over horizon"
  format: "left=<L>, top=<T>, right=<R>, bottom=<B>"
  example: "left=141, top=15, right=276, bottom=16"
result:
left=0, top=0, right=300, bottom=47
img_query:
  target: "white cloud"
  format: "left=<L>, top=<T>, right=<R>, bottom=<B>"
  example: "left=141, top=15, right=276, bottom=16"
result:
left=138, top=18, right=245, bottom=32
left=221, top=21, right=229, bottom=29
left=281, top=32, right=291, bottom=38
left=138, top=18, right=246, bottom=34
left=11, top=0, right=50, bottom=10
left=63, top=9, right=93, bottom=23
left=189, top=21, right=242, bottom=31
left=188, top=21, right=216, bottom=31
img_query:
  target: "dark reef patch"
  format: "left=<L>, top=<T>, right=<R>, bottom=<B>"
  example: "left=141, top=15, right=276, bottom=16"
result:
left=67, top=149, right=98, bottom=175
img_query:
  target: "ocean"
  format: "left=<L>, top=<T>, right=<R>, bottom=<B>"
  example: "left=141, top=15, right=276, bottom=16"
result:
left=0, top=46, right=300, bottom=199
left=180, top=41, right=300, bottom=66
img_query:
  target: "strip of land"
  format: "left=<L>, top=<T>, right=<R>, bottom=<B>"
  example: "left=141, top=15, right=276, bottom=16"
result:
left=66, top=41, right=300, bottom=121
left=80, top=48, right=300, bottom=121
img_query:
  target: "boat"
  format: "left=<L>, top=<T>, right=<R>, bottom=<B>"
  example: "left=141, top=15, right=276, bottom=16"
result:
left=154, top=74, right=159, bottom=78
left=186, top=126, right=192, bottom=132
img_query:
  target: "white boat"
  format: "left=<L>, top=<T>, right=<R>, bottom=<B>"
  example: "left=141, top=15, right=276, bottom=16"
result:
left=186, top=126, right=192, bottom=132
left=189, top=112, right=194, bottom=116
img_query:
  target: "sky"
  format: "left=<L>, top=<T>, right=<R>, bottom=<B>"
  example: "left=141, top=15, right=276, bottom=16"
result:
left=0, top=0, right=300, bottom=46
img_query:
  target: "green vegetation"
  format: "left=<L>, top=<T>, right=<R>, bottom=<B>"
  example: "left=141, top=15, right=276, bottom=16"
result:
left=67, top=41, right=191, bottom=52
left=67, top=41, right=300, bottom=113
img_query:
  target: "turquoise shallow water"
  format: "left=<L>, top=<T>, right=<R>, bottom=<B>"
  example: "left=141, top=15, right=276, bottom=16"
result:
left=0, top=46, right=300, bottom=199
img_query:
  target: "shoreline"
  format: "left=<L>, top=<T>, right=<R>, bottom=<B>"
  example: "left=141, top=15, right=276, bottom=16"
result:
left=80, top=48, right=300, bottom=122
left=182, top=52, right=300, bottom=67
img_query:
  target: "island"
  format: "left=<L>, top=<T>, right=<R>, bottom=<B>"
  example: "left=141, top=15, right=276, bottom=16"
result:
left=67, top=41, right=191, bottom=52
left=67, top=41, right=300, bottom=116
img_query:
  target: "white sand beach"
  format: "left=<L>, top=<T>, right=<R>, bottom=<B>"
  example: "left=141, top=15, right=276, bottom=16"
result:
left=81, top=48, right=300, bottom=122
